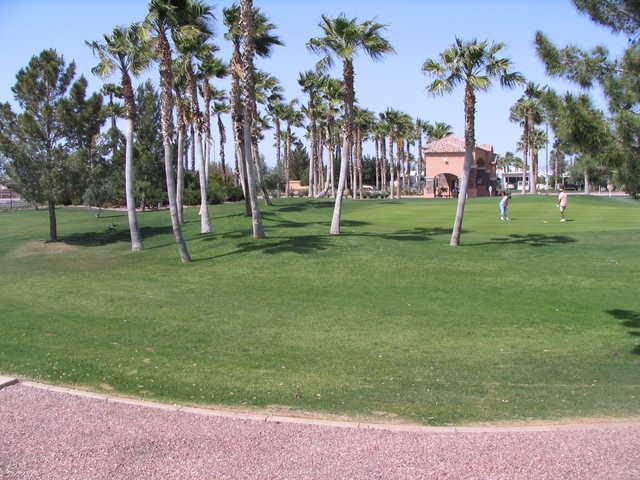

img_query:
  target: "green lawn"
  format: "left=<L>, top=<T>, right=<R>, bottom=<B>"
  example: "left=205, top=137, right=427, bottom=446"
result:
left=1, top=195, right=639, bottom=425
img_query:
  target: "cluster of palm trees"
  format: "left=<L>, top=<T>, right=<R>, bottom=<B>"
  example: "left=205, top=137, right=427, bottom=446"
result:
left=88, top=0, right=281, bottom=261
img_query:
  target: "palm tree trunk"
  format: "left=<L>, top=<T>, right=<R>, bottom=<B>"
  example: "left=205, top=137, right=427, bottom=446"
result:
left=176, top=124, right=185, bottom=224
left=217, top=113, right=226, bottom=178
left=274, top=117, right=282, bottom=194
left=124, top=118, right=144, bottom=251
left=252, top=136, right=272, bottom=205
left=450, top=85, right=476, bottom=247
left=190, top=124, right=195, bottom=171
left=230, top=46, right=251, bottom=216
left=285, top=125, right=291, bottom=196
left=381, top=136, right=387, bottom=192
left=121, top=70, right=144, bottom=252
left=389, top=138, right=395, bottom=199
left=240, top=0, right=265, bottom=239
left=375, top=137, right=380, bottom=191
left=194, top=122, right=211, bottom=232
left=330, top=59, right=354, bottom=234
left=308, top=111, right=316, bottom=198
left=157, top=26, right=190, bottom=263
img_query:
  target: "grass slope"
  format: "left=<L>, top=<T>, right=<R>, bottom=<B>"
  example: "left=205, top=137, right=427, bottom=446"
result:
left=1, top=195, right=639, bottom=425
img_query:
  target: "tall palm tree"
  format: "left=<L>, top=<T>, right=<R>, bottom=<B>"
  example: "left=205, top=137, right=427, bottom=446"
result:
left=173, top=0, right=214, bottom=234
left=319, top=77, right=343, bottom=197
left=145, top=0, right=191, bottom=263
left=510, top=82, right=544, bottom=194
left=266, top=97, right=286, bottom=192
left=87, top=23, right=153, bottom=253
left=529, top=127, right=548, bottom=187
left=353, top=107, right=375, bottom=198
left=224, top=1, right=282, bottom=220
left=211, top=89, right=230, bottom=178
left=198, top=53, right=228, bottom=177
left=308, top=14, right=394, bottom=234
left=239, top=0, right=264, bottom=238
left=424, top=38, right=523, bottom=246
left=281, top=99, right=302, bottom=196
left=298, top=69, right=328, bottom=198
left=172, top=58, right=190, bottom=224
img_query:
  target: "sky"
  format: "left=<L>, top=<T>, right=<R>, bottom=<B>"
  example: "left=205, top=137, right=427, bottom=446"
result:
left=0, top=0, right=630, bottom=170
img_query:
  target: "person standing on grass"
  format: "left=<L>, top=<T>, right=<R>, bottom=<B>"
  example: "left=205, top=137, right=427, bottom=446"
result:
left=499, top=191, right=510, bottom=221
left=557, top=186, right=568, bottom=222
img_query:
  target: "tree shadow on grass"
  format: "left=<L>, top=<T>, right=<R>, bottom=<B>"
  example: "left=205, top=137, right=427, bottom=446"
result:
left=273, top=200, right=335, bottom=213
left=468, top=233, right=576, bottom=247
left=345, top=227, right=455, bottom=242
left=63, top=225, right=172, bottom=247
left=195, top=234, right=331, bottom=261
left=606, top=309, right=640, bottom=355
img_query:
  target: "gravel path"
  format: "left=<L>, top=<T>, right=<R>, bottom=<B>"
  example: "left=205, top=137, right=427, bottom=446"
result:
left=1, top=383, right=638, bottom=479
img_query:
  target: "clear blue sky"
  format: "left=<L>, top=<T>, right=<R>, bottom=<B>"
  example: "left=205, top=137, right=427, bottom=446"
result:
left=0, top=0, right=629, bottom=168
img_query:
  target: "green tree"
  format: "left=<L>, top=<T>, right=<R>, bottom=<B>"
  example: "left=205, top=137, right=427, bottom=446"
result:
left=57, top=75, right=105, bottom=204
left=423, top=38, right=523, bottom=246
left=0, top=50, right=76, bottom=241
left=308, top=14, right=394, bottom=234
left=87, top=23, right=153, bottom=252
left=134, top=81, right=166, bottom=209
left=535, top=2, right=640, bottom=197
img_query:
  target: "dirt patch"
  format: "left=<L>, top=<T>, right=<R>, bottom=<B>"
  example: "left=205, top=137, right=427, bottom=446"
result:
left=13, top=240, right=77, bottom=258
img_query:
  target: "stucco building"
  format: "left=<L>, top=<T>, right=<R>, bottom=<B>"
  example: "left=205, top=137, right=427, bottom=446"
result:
left=422, top=135, right=497, bottom=198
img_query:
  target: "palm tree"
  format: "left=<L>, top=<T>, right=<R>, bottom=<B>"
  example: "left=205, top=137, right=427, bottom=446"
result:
left=87, top=23, right=153, bottom=253
left=172, top=58, right=190, bottom=224
left=239, top=0, right=264, bottom=238
left=298, top=69, right=328, bottom=198
left=353, top=107, right=375, bottom=198
left=145, top=0, right=191, bottom=263
left=281, top=99, right=302, bottom=196
left=423, top=38, right=523, bottom=246
left=266, top=97, right=286, bottom=193
left=173, top=0, right=214, bottom=234
left=223, top=1, right=282, bottom=219
left=211, top=89, right=230, bottom=178
left=308, top=14, right=394, bottom=235
left=198, top=54, right=228, bottom=177
left=319, top=77, right=343, bottom=197
left=529, top=127, right=548, bottom=188
left=426, top=121, right=453, bottom=141
left=510, top=82, right=544, bottom=194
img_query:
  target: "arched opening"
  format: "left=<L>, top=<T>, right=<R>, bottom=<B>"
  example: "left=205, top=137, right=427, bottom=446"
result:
left=433, top=173, right=459, bottom=198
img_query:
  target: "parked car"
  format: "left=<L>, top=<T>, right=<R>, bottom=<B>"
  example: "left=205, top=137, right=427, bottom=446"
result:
left=361, top=185, right=385, bottom=199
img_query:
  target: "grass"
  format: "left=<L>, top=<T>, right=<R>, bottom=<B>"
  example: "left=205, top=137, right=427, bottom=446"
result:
left=1, top=195, right=639, bottom=425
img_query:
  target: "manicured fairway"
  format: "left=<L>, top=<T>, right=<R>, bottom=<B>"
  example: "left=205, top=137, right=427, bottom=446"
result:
left=1, top=196, right=639, bottom=425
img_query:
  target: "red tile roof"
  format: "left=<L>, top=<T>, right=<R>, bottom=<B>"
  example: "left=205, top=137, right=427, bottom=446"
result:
left=424, top=135, right=493, bottom=153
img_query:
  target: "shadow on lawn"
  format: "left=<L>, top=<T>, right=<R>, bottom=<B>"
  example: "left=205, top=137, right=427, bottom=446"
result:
left=469, top=233, right=576, bottom=247
left=196, top=234, right=330, bottom=261
left=197, top=226, right=454, bottom=261
left=607, top=309, right=640, bottom=355
left=261, top=211, right=371, bottom=230
left=63, top=225, right=172, bottom=247
left=273, top=200, right=334, bottom=213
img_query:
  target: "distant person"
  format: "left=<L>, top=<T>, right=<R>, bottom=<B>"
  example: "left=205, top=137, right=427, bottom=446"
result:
left=607, top=182, right=614, bottom=198
left=557, top=186, right=568, bottom=222
left=488, top=184, right=493, bottom=197
left=499, top=191, right=510, bottom=221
